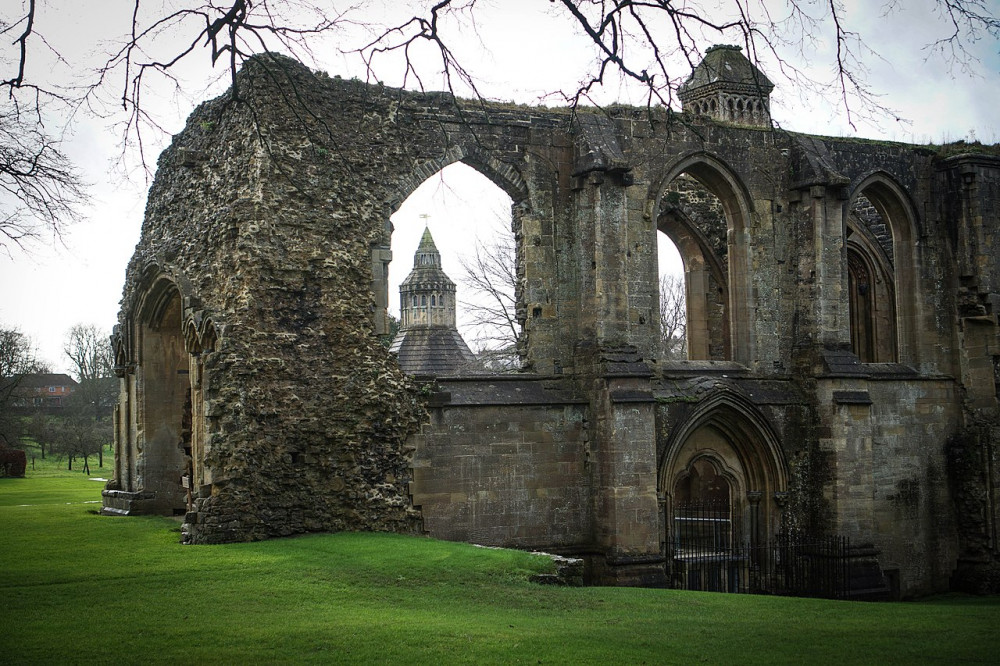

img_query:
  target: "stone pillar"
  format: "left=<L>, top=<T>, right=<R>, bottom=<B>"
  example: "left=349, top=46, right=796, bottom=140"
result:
left=590, top=376, right=666, bottom=586
left=370, top=244, right=392, bottom=335
left=944, top=156, right=1000, bottom=412
left=807, top=184, right=850, bottom=352
left=816, top=382, right=876, bottom=537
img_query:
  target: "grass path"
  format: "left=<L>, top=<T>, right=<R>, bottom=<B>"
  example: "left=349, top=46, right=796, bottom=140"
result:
left=1, top=463, right=998, bottom=664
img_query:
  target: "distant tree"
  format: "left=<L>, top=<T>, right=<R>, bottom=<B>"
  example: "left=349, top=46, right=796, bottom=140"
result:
left=659, top=273, right=687, bottom=361
left=458, top=223, right=520, bottom=369
left=50, top=407, right=111, bottom=475
left=62, top=324, right=116, bottom=468
left=63, top=324, right=116, bottom=419
left=24, top=411, right=55, bottom=459
left=0, top=325, right=38, bottom=447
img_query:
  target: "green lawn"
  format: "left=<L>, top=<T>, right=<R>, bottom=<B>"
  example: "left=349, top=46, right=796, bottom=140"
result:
left=1, top=465, right=998, bottom=664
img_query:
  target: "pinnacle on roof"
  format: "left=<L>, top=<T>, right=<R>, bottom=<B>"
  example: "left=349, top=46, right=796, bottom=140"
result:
left=414, top=226, right=443, bottom=269
left=417, top=226, right=437, bottom=252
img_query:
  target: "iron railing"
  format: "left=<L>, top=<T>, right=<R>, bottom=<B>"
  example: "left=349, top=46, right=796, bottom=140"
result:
left=668, top=502, right=889, bottom=600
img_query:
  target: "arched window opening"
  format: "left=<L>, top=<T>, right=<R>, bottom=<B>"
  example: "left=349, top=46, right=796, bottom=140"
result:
left=846, top=191, right=901, bottom=363
left=657, top=172, right=732, bottom=362
left=384, top=162, right=521, bottom=375
left=674, top=457, right=733, bottom=556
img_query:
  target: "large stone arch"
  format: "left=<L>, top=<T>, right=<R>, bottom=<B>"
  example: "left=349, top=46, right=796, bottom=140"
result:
left=660, top=390, right=789, bottom=545
left=132, top=275, right=190, bottom=515
left=650, top=152, right=757, bottom=364
left=105, top=267, right=221, bottom=517
left=372, top=141, right=534, bottom=355
left=387, top=144, right=530, bottom=218
left=846, top=171, right=921, bottom=366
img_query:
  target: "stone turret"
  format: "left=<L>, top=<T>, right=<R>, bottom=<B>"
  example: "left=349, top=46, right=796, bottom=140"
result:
left=679, top=44, right=773, bottom=127
left=389, top=227, right=477, bottom=375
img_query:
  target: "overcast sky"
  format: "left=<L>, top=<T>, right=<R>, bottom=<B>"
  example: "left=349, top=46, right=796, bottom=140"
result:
left=2, top=0, right=998, bottom=374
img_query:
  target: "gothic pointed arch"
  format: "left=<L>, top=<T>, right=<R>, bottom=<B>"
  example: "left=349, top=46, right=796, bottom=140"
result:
left=388, top=144, right=529, bottom=215
left=133, top=275, right=190, bottom=514
left=374, top=144, right=536, bottom=367
left=846, top=211, right=897, bottom=362
left=660, top=390, right=788, bottom=553
left=847, top=172, right=921, bottom=365
left=651, top=152, right=757, bottom=364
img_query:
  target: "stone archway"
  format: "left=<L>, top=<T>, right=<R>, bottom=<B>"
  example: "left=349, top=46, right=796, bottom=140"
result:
left=135, top=279, right=190, bottom=515
left=847, top=172, right=921, bottom=366
left=652, top=153, right=757, bottom=365
left=660, top=393, right=788, bottom=568
left=659, top=394, right=788, bottom=591
left=657, top=189, right=731, bottom=361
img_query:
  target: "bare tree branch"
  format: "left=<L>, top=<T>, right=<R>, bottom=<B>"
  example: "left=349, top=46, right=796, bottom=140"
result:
left=0, top=103, right=87, bottom=254
left=459, top=218, right=520, bottom=361
left=1, top=0, right=999, bottom=253
left=659, top=272, right=687, bottom=361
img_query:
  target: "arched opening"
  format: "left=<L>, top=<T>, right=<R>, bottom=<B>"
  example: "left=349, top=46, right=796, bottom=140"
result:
left=673, top=455, right=735, bottom=556
left=846, top=206, right=897, bottom=363
left=382, top=161, right=522, bottom=374
left=847, top=177, right=918, bottom=364
left=660, top=395, right=788, bottom=590
left=136, top=281, right=189, bottom=515
left=655, top=160, right=750, bottom=363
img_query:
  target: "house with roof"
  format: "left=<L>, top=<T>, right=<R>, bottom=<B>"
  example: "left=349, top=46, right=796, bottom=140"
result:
left=15, top=373, right=79, bottom=410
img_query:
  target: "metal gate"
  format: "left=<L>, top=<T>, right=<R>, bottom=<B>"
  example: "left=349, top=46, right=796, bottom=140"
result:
left=668, top=502, right=890, bottom=600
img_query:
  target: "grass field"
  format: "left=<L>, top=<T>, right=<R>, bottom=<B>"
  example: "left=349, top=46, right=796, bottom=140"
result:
left=2, top=459, right=999, bottom=664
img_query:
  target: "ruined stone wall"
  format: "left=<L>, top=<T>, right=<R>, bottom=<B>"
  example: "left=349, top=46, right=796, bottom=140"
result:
left=114, top=58, right=439, bottom=541
left=867, top=378, right=961, bottom=596
left=410, top=379, right=591, bottom=549
left=107, top=54, right=1000, bottom=594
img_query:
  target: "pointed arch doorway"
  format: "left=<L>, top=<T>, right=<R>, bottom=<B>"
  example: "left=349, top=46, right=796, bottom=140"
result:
left=660, top=397, right=788, bottom=592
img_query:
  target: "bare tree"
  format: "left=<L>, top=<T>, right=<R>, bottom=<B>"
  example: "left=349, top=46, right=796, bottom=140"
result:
left=659, top=273, right=687, bottom=361
left=63, top=324, right=116, bottom=423
left=63, top=324, right=113, bottom=384
left=1, top=1, right=998, bottom=250
left=50, top=411, right=111, bottom=475
left=0, top=325, right=38, bottom=446
left=458, top=222, right=520, bottom=369
left=24, top=411, right=54, bottom=459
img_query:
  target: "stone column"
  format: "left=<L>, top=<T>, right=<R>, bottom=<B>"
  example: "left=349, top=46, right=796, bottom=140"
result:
left=807, top=184, right=850, bottom=352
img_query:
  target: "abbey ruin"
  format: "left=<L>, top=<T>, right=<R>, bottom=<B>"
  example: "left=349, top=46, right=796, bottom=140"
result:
left=102, top=48, right=1000, bottom=598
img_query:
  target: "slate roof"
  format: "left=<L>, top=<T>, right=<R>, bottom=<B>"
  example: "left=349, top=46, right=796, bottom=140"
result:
left=679, top=45, right=774, bottom=97
left=389, top=327, right=478, bottom=377
left=17, top=373, right=79, bottom=389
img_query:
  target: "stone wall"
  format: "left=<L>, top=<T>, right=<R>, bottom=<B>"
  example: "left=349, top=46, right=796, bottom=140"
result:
left=410, top=378, right=591, bottom=549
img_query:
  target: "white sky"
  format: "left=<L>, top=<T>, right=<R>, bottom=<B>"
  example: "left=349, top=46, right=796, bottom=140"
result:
left=1, top=0, right=998, bottom=373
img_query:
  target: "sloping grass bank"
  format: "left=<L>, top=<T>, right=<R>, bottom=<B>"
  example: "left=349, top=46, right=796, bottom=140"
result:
left=1, top=472, right=998, bottom=664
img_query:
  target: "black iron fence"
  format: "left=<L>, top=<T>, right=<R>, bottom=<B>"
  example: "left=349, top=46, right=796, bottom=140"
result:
left=668, top=502, right=890, bottom=600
